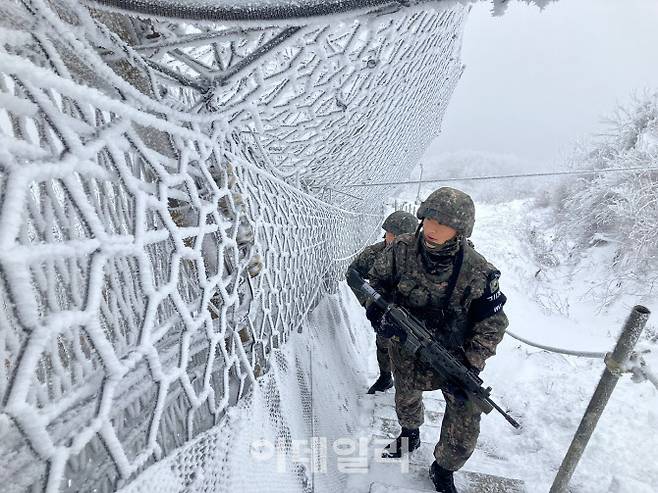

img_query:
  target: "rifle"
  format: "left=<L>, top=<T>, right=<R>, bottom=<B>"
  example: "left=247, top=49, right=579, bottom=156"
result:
left=347, top=269, right=520, bottom=429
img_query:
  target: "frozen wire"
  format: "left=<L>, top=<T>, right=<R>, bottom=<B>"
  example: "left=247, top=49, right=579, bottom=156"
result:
left=505, top=330, right=607, bottom=359
left=342, top=166, right=658, bottom=188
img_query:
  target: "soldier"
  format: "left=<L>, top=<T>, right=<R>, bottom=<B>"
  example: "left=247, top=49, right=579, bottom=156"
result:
left=347, top=210, right=418, bottom=394
left=365, top=187, right=508, bottom=493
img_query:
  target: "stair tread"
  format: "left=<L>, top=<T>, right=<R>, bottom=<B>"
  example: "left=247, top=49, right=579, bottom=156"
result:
left=369, top=468, right=525, bottom=493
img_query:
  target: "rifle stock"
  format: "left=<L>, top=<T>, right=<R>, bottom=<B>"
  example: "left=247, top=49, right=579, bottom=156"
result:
left=347, top=268, right=520, bottom=429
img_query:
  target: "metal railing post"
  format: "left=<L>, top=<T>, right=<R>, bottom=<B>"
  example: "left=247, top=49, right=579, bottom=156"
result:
left=549, top=305, right=651, bottom=493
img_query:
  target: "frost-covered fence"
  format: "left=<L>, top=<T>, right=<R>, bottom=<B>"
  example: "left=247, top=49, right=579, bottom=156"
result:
left=0, top=0, right=465, bottom=491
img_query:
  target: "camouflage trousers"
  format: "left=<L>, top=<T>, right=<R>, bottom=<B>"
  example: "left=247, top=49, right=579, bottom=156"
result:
left=375, top=334, right=392, bottom=374
left=389, top=342, right=482, bottom=472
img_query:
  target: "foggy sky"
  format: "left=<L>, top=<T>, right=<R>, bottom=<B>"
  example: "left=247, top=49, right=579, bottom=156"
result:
left=427, top=0, right=658, bottom=168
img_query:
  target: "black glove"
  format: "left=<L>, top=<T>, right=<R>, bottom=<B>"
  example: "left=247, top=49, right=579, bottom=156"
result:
left=445, top=383, right=469, bottom=404
left=365, top=303, right=385, bottom=325
left=369, top=318, right=382, bottom=333
left=376, top=312, right=406, bottom=341
left=445, top=350, right=480, bottom=403
left=456, top=348, right=480, bottom=375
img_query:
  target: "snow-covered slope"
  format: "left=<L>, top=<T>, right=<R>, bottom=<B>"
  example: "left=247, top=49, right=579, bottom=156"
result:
left=470, top=200, right=658, bottom=492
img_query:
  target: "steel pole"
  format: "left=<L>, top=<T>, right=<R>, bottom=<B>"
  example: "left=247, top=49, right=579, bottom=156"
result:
left=549, top=305, right=651, bottom=493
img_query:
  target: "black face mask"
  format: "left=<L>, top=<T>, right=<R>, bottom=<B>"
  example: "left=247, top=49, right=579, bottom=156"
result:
left=418, top=233, right=461, bottom=274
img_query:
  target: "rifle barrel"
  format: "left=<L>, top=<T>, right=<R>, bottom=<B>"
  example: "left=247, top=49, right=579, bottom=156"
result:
left=487, top=398, right=521, bottom=429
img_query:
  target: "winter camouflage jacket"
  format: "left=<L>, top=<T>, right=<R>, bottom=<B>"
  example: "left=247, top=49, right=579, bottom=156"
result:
left=368, top=233, right=508, bottom=374
left=347, top=240, right=387, bottom=306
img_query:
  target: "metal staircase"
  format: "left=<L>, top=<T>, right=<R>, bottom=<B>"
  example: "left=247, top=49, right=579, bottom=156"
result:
left=364, top=389, right=525, bottom=492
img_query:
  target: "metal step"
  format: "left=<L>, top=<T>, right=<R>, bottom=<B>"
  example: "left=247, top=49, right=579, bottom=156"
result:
left=373, top=402, right=445, bottom=426
left=369, top=481, right=437, bottom=493
left=366, top=390, right=524, bottom=493
left=369, top=468, right=526, bottom=493
left=369, top=433, right=515, bottom=477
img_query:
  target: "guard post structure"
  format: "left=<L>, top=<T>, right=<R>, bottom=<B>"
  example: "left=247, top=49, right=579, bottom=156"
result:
left=549, top=305, right=651, bottom=493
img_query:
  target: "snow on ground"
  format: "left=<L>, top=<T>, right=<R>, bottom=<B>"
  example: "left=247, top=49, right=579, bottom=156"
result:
left=467, top=200, right=658, bottom=492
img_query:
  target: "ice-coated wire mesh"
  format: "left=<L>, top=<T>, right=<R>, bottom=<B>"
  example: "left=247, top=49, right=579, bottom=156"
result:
left=0, top=0, right=466, bottom=491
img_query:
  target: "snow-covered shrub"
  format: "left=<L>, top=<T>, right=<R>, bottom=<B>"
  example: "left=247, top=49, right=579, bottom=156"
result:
left=548, top=93, right=658, bottom=288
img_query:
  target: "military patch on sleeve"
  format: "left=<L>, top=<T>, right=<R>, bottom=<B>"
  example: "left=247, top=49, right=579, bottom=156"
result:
left=470, top=270, right=506, bottom=323
left=488, top=271, right=500, bottom=294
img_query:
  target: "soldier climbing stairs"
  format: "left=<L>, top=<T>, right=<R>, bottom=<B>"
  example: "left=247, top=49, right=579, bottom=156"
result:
left=357, top=388, right=525, bottom=493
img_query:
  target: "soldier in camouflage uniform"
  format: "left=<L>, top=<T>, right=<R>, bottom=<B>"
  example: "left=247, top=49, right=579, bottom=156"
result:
left=365, top=188, right=508, bottom=493
left=347, top=210, right=418, bottom=394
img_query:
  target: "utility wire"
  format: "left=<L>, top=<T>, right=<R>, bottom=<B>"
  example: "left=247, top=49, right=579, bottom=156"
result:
left=341, top=166, right=658, bottom=188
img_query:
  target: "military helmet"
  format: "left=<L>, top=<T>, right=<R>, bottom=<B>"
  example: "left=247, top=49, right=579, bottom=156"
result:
left=416, top=187, right=475, bottom=237
left=382, top=210, right=418, bottom=236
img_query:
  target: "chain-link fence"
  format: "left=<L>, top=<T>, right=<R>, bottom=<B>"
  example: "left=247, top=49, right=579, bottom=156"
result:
left=0, top=0, right=466, bottom=491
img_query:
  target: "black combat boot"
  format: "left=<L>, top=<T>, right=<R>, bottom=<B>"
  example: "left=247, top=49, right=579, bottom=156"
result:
left=367, top=373, right=394, bottom=394
left=381, top=427, right=420, bottom=458
left=429, top=461, right=458, bottom=493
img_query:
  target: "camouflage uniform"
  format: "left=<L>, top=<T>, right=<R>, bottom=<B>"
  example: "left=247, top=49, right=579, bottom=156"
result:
left=347, top=211, right=418, bottom=378
left=368, top=188, right=508, bottom=472
left=347, top=241, right=391, bottom=374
